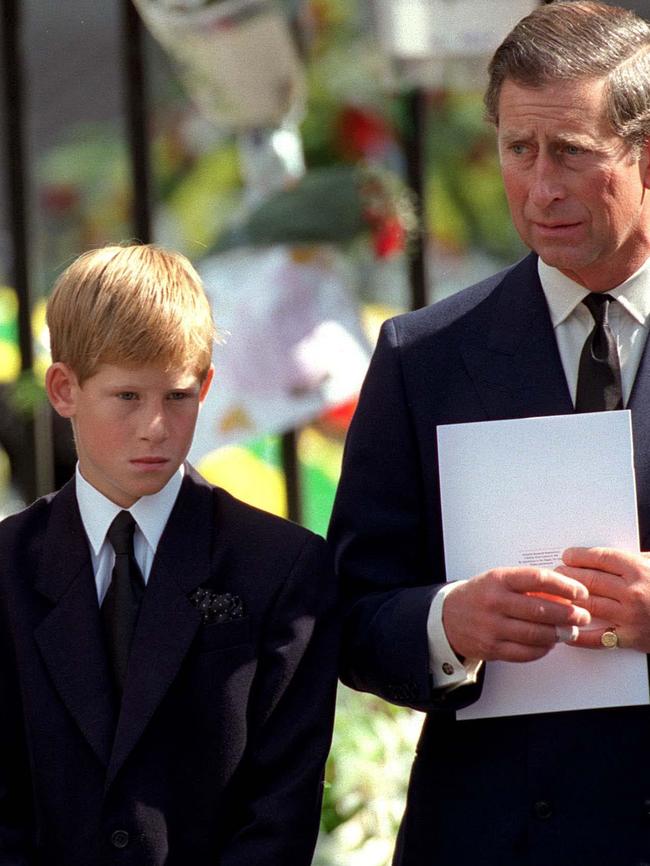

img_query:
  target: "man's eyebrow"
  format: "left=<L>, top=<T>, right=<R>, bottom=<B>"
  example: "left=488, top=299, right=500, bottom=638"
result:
left=498, top=130, right=534, bottom=145
left=552, top=131, right=597, bottom=147
left=498, top=129, right=598, bottom=147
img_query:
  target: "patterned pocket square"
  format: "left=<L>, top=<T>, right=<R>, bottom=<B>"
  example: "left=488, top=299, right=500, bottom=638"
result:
left=189, top=588, right=245, bottom=624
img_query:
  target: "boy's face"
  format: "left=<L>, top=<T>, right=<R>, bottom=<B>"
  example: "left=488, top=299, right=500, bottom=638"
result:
left=47, top=361, right=214, bottom=507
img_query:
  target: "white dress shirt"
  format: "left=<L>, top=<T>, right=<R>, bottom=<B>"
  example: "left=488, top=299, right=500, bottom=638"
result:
left=75, top=464, right=184, bottom=605
left=428, top=256, right=650, bottom=689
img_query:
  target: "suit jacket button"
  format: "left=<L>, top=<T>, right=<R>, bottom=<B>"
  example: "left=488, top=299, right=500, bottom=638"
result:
left=643, top=798, right=650, bottom=818
left=110, top=830, right=130, bottom=849
left=533, top=800, right=553, bottom=820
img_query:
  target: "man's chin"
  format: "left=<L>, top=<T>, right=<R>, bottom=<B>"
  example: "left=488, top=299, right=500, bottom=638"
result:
left=534, top=245, right=590, bottom=273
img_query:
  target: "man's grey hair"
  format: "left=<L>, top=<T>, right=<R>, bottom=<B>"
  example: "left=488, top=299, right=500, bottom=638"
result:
left=485, top=0, right=650, bottom=150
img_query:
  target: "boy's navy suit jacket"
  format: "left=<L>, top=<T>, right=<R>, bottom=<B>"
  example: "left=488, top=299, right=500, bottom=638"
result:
left=0, top=464, right=338, bottom=866
left=329, top=253, right=650, bottom=866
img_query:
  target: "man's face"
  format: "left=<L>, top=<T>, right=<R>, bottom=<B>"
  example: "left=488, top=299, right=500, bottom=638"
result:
left=49, top=361, right=213, bottom=507
left=497, top=76, right=650, bottom=291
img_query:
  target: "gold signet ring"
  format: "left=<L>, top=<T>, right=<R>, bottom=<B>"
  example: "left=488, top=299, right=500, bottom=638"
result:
left=601, top=629, right=619, bottom=649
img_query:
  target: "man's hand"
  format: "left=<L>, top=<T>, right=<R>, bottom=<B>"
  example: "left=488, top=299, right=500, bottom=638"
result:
left=442, top=567, right=591, bottom=662
left=557, top=547, right=650, bottom=652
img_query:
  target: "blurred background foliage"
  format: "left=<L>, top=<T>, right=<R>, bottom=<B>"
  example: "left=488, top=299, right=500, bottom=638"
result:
left=0, top=0, right=527, bottom=862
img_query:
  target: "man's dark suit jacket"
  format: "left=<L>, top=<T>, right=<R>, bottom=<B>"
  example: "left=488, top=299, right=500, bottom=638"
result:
left=0, top=465, right=338, bottom=866
left=329, top=253, right=650, bottom=866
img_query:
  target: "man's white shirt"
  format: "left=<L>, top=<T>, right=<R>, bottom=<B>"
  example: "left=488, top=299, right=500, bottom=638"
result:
left=428, top=256, right=650, bottom=688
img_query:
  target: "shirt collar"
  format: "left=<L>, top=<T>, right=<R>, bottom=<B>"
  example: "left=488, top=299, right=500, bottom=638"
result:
left=75, top=464, right=184, bottom=556
left=538, top=257, right=650, bottom=328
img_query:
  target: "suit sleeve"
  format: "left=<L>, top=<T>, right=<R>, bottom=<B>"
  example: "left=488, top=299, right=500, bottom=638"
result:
left=0, top=575, right=35, bottom=864
left=218, top=533, right=339, bottom=866
left=328, top=319, right=483, bottom=713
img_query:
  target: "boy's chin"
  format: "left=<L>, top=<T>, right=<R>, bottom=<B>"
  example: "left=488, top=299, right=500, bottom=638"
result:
left=129, top=475, right=175, bottom=500
left=107, top=472, right=177, bottom=507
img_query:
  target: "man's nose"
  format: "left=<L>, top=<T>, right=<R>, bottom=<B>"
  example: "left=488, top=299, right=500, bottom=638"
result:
left=529, top=154, right=566, bottom=209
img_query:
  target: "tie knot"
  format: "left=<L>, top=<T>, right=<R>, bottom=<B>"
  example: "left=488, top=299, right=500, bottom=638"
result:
left=107, top=510, right=136, bottom=555
left=582, top=292, right=614, bottom=324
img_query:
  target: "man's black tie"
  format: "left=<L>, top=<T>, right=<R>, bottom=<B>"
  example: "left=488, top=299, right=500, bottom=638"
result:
left=102, top=511, right=145, bottom=694
left=575, top=293, right=623, bottom=412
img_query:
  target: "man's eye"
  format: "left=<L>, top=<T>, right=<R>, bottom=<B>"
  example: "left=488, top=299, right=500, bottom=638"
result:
left=564, top=145, right=583, bottom=155
left=511, top=143, right=528, bottom=155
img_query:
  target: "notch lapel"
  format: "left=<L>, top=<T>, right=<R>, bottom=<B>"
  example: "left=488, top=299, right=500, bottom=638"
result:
left=626, top=333, right=650, bottom=549
left=459, top=255, right=574, bottom=420
left=33, top=480, right=117, bottom=768
left=106, top=468, right=215, bottom=787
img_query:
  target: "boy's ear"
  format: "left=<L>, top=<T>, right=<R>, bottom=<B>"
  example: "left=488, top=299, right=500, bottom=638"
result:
left=198, top=365, right=214, bottom=404
left=45, top=363, right=79, bottom=418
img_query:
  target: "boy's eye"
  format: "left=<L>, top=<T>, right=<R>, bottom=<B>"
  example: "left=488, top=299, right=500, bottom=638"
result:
left=117, top=391, right=138, bottom=401
left=168, top=391, right=190, bottom=400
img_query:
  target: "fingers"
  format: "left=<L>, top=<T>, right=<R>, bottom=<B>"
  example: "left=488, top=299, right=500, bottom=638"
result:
left=504, top=588, right=591, bottom=627
left=444, top=551, right=650, bottom=659
left=556, top=563, right=625, bottom=604
left=558, top=548, right=650, bottom=651
left=502, top=566, right=589, bottom=602
left=442, top=567, right=591, bottom=662
left=555, top=625, right=580, bottom=643
left=562, top=546, right=640, bottom=575
left=566, top=626, right=622, bottom=651
left=492, top=641, right=554, bottom=663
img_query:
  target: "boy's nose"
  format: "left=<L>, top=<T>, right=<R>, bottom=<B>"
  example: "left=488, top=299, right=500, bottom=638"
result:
left=142, top=408, right=169, bottom=442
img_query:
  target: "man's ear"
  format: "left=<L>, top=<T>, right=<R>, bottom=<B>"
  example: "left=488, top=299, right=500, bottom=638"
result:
left=198, top=365, right=214, bottom=404
left=45, top=362, right=79, bottom=418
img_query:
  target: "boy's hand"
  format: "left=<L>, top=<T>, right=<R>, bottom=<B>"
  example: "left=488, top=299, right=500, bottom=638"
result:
left=557, top=548, right=650, bottom=652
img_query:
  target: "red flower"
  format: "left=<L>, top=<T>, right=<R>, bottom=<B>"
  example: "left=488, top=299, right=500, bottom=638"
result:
left=337, top=106, right=393, bottom=160
left=320, top=397, right=358, bottom=433
left=372, top=217, right=406, bottom=258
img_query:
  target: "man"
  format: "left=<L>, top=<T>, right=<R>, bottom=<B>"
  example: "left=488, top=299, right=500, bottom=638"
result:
left=329, top=2, right=650, bottom=864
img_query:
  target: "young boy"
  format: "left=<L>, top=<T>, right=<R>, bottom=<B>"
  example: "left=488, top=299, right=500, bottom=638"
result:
left=0, top=244, right=338, bottom=865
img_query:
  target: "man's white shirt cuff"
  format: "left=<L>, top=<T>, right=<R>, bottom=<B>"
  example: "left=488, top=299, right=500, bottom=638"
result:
left=427, top=581, right=483, bottom=690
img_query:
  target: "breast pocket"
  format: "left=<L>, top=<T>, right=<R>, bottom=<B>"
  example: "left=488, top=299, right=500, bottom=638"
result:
left=193, top=616, right=252, bottom=653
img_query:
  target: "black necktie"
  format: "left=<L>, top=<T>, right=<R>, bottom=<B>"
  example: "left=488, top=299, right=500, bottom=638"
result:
left=102, top=511, right=145, bottom=694
left=575, top=293, right=623, bottom=412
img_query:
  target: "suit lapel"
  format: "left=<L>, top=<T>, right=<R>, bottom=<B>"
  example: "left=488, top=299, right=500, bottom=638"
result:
left=106, top=468, right=214, bottom=787
left=33, top=479, right=117, bottom=768
left=459, top=254, right=574, bottom=419
left=626, top=333, right=650, bottom=549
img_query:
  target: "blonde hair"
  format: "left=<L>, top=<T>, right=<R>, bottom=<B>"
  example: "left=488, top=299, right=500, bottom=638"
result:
left=47, top=244, right=215, bottom=383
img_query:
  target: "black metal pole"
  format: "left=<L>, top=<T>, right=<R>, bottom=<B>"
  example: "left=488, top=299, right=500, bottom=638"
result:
left=121, top=0, right=152, bottom=242
left=2, top=0, right=32, bottom=370
left=281, top=429, right=302, bottom=523
left=405, top=87, right=429, bottom=311
left=1, top=0, right=42, bottom=503
left=283, top=18, right=304, bottom=522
